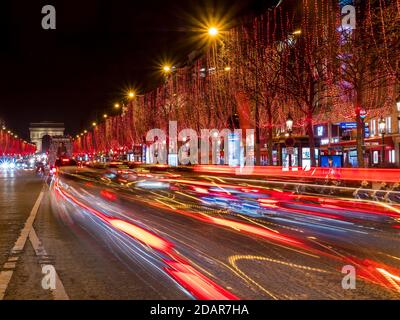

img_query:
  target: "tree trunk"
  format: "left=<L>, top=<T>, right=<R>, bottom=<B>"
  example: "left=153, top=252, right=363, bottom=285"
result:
left=306, top=114, right=316, bottom=167
left=356, top=115, right=365, bottom=168
left=356, top=91, right=365, bottom=168
left=267, top=104, right=273, bottom=166
left=267, top=126, right=273, bottom=166
left=277, top=143, right=282, bottom=166
left=255, top=131, right=261, bottom=166
left=255, top=98, right=261, bottom=166
left=255, top=121, right=261, bottom=166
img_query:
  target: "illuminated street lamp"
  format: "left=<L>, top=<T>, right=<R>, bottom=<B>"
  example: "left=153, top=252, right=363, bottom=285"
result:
left=378, top=117, right=386, bottom=166
left=128, top=91, right=135, bottom=99
left=208, top=27, right=219, bottom=37
left=92, top=122, right=97, bottom=127
left=162, top=65, right=172, bottom=74
left=286, top=113, right=294, bottom=134
left=114, top=103, right=120, bottom=109
left=103, top=114, right=108, bottom=119
left=378, top=117, right=386, bottom=133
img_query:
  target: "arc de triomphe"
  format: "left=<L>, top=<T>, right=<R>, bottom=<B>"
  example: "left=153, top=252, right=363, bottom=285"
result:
left=29, top=122, right=65, bottom=153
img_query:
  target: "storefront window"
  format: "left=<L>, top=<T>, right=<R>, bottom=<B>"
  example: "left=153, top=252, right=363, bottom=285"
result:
left=373, top=151, right=379, bottom=164
left=389, top=150, right=395, bottom=164
left=282, top=147, right=298, bottom=167
left=302, top=148, right=311, bottom=170
left=349, top=150, right=358, bottom=167
left=385, top=117, right=392, bottom=134
left=370, top=119, right=376, bottom=136
left=272, top=150, right=278, bottom=166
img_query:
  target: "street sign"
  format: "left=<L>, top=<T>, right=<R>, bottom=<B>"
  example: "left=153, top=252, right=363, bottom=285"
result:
left=360, top=108, right=367, bottom=119
left=339, top=122, right=357, bottom=129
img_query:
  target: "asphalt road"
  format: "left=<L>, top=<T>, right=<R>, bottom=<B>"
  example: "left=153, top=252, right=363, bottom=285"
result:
left=0, top=167, right=399, bottom=300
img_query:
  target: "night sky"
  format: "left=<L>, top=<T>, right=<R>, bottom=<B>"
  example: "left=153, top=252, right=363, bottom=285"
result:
left=0, top=0, right=279, bottom=139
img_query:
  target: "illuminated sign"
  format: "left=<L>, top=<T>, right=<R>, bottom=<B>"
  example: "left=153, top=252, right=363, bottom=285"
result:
left=340, top=122, right=357, bottom=129
left=317, top=126, right=324, bottom=137
left=321, top=139, right=330, bottom=145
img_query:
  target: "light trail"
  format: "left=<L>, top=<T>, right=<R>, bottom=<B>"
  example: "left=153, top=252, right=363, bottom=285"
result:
left=55, top=169, right=400, bottom=297
left=53, top=179, right=239, bottom=300
left=194, top=165, right=400, bottom=184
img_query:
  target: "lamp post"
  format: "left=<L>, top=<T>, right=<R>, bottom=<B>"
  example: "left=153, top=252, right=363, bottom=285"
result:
left=378, top=117, right=386, bottom=166
left=286, top=113, right=294, bottom=169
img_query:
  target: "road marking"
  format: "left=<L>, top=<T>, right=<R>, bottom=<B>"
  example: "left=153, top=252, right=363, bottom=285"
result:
left=11, top=188, right=45, bottom=254
left=0, top=187, right=45, bottom=300
left=0, top=186, right=69, bottom=300
left=0, top=271, right=13, bottom=298
left=29, top=227, right=69, bottom=300
left=3, top=262, right=17, bottom=270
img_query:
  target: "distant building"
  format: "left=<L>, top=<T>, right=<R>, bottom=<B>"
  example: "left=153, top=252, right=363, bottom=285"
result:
left=29, top=122, right=65, bottom=153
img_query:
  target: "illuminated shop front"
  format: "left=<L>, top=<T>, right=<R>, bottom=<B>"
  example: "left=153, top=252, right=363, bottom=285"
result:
left=261, top=136, right=320, bottom=169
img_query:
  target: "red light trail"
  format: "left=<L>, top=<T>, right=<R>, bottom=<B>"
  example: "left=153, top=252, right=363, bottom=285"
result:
left=54, top=179, right=239, bottom=300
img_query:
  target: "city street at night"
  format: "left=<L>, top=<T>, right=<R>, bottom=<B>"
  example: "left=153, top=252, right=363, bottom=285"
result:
left=0, top=0, right=399, bottom=312
left=1, top=165, right=399, bottom=300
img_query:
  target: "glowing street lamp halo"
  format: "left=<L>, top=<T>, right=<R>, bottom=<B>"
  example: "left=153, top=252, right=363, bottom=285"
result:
left=208, top=26, right=219, bottom=37
left=162, top=65, right=172, bottom=73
